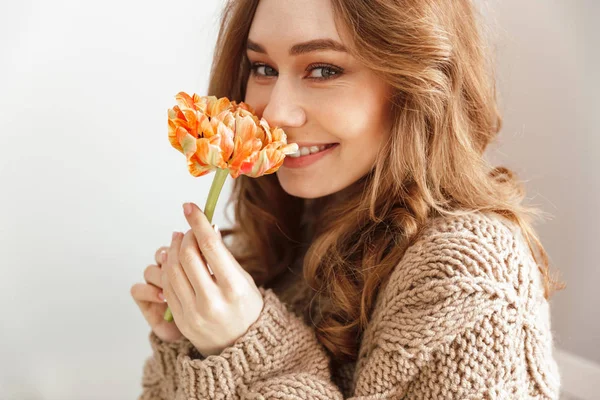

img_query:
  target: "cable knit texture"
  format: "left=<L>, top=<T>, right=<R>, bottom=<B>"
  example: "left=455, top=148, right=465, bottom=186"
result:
left=138, top=211, right=561, bottom=399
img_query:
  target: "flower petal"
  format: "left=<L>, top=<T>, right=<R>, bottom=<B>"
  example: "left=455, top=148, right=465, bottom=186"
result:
left=193, top=95, right=212, bottom=114
left=175, top=92, right=196, bottom=110
left=279, top=142, right=299, bottom=155
left=237, top=150, right=261, bottom=178
left=232, top=100, right=255, bottom=115
left=228, top=115, right=262, bottom=175
left=168, top=106, right=192, bottom=133
left=246, top=147, right=285, bottom=177
left=198, top=113, right=214, bottom=138
left=259, top=119, right=273, bottom=144
left=168, top=119, right=183, bottom=153
left=206, top=96, right=231, bottom=117
left=229, top=138, right=262, bottom=178
left=215, top=119, right=235, bottom=162
left=187, top=152, right=213, bottom=177
left=263, top=152, right=286, bottom=174
left=196, top=137, right=227, bottom=169
left=179, top=127, right=198, bottom=160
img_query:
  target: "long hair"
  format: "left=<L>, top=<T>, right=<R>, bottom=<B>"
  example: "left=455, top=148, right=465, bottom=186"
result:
left=206, top=0, right=564, bottom=365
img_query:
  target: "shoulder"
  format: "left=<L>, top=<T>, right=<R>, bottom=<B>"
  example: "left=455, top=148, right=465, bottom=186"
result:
left=411, top=210, right=521, bottom=259
left=359, top=210, right=536, bottom=357
left=369, top=210, right=541, bottom=332
left=387, top=210, right=528, bottom=290
left=356, top=211, right=560, bottom=398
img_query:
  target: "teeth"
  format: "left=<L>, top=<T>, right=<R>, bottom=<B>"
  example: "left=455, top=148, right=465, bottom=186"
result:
left=288, top=144, right=330, bottom=158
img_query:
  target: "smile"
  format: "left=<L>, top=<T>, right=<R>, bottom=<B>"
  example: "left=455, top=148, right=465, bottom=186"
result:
left=287, top=143, right=337, bottom=158
left=283, top=143, right=339, bottom=169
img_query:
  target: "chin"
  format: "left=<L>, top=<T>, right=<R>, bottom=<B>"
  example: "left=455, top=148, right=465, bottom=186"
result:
left=276, top=171, right=338, bottom=199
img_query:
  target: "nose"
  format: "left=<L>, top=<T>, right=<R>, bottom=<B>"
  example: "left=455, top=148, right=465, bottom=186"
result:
left=260, top=78, right=306, bottom=130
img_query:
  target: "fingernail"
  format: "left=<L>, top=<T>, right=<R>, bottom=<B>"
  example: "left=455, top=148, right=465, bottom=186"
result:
left=160, top=251, right=167, bottom=263
left=172, top=231, right=178, bottom=240
left=213, top=224, right=221, bottom=239
left=158, top=291, right=166, bottom=302
left=183, top=203, right=192, bottom=216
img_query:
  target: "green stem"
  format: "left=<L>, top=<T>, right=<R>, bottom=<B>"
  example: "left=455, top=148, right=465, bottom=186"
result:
left=164, top=168, right=229, bottom=322
left=203, top=167, right=229, bottom=224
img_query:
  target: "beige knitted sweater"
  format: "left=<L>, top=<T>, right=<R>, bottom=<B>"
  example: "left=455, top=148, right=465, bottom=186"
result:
left=138, top=211, right=561, bottom=399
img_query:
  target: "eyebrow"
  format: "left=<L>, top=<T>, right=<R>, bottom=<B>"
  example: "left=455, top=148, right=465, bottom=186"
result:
left=246, top=38, right=348, bottom=56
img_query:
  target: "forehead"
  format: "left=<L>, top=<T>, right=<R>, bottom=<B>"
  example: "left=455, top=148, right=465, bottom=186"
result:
left=248, top=0, right=343, bottom=46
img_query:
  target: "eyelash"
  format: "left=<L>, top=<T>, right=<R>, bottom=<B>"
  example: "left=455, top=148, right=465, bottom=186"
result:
left=249, top=62, right=344, bottom=81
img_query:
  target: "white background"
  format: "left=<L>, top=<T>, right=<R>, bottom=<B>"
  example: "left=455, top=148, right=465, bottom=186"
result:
left=0, top=0, right=597, bottom=398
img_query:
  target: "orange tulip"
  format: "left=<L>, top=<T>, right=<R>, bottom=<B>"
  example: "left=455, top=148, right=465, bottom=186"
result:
left=168, top=92, right=298, bottom=179
left=163, top=92, right=298, bottom=322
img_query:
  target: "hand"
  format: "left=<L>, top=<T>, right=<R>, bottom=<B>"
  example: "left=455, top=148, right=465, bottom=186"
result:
left=130, top=246, right=184, bottom=343
left=161, top=202, right=264, bottom=357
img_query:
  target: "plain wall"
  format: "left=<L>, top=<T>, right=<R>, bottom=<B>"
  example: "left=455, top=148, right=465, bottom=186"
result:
left=0, top=0, right=596, bottom=398
left=484, top=0, right=599, bottom=363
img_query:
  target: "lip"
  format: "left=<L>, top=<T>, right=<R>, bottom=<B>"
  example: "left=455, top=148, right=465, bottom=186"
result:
left=283, top=143, right=339, bottom=169
left=291, top=142, right=339, bottom=147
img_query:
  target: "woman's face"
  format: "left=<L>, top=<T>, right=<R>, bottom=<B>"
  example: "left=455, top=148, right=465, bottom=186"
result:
left=244, top=0, right=393, bottom=199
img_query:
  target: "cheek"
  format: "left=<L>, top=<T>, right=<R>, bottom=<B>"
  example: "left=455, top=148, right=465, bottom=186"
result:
left=338, top=130, right=385, bottom=170
left=322, top=79, right=390, bottom=143
left=326, top=98, right=389, bottom=145
left=329, top=101, right=390, bottom=173
left=243, top=82, right=269, bottom=117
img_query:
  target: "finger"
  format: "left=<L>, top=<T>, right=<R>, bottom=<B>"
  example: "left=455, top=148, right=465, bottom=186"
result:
left=182, top=202, right=242, bottom=287
left=131, top=282, right=165, bottom=304
left=143, top=264, right=163, bottom=289
left=165, top=231, right=194, bottom=309
left=131, top=283, right=170, bottom=328
left=155, top=246, right=170, bottom=266
left=161, top=266, right=183, bottom=323
left=180, top=229, right=217, bottom=302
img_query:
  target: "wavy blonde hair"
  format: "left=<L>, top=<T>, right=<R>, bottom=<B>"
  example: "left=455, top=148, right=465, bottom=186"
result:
left=207, top=0, right=564, bottom=365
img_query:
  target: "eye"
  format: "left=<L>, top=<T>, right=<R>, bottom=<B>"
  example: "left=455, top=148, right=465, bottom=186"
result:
left=249, top=62, right=344, bottom=81
left=306, top=63, right=343, bottom=80
left=249, top=63, right=278, bottom=78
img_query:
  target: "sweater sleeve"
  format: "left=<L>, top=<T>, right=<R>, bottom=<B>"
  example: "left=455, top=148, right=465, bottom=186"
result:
left=139, top=285, right=346, bottom=400
left=349, top=212, right=561, bottom=399
left=139, top=330, right=202, bottom=399
left=173, top=286, right=346, bottom=399
left=139, top=212, right=560, bottom=399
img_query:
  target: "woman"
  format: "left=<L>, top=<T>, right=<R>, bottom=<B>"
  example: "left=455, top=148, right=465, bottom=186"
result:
left=131, top=0, right=564, bottom=398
